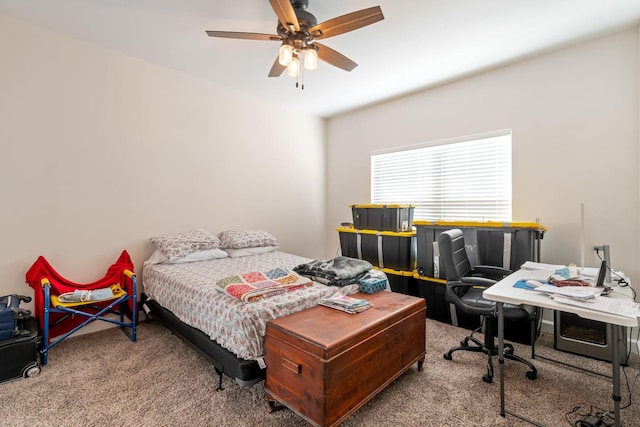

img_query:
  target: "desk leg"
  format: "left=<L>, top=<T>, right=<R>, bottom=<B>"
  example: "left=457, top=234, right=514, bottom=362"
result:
left=498, top=302, right=505, bottom=417
left=611, top=325, right=621, bottom=427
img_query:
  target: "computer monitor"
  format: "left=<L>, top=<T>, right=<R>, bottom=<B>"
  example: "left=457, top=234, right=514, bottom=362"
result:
left=596, top=260, right=607, bottom=287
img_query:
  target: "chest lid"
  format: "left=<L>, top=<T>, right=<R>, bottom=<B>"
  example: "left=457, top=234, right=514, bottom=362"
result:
left=266, top=291, right=425, bottom=360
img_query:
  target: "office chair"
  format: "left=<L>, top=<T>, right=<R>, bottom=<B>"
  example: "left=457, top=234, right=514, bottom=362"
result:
left=439, top=229, right=537, bottom=383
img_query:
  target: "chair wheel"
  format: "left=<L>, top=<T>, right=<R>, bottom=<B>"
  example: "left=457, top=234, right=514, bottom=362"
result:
left=482, top=374, right=493, bottom=384
left=526, top=371, right=537, bottom=380
left=443, top=353, right=452, bottom=361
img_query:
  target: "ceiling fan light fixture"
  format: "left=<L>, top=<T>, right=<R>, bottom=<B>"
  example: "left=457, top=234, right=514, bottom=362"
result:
left=287, top=56, right=300, bottom=78
left=278, top=43, right=293, bottom=66
left=304, top=47, right=318, bottom=70
left=206, top=1, right=385, bottom=84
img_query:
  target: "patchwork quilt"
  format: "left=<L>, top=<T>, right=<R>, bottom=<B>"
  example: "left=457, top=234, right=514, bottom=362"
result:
left=216, top=268, right=313, bottom=302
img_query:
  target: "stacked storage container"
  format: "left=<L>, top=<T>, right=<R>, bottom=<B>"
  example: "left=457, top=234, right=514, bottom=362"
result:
left=414, top=220, right=547, bottom=279
left=338, top=204, right=418, bottom=298
left=413, top=220, right=547, bottom=343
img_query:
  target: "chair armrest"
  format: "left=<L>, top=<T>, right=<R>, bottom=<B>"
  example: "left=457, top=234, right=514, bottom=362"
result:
left=446, top=279, right=497, bottom=315
left=447, top=281, right=481, bottom=302
left=460, top=276, right=496, bottom=288
left=471, top=265, right=512, bottom=278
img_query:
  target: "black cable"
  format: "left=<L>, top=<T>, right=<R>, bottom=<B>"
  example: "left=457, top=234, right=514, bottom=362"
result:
left=565, top=405, right=588, bottom=426
left=568, top=249, right=639, bottom=424
left=621, top=366, right=634, bottom=410
left=594, top=249, right=636, bottom=300
left=593, top=249, right=638, bottom=412
left=619, top=327, right=634, bottom=410
left=620, top=350, right=640, bottom=414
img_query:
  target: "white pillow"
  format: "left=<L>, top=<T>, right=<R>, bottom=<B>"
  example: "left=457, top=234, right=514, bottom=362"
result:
left=144, top=248, right=228, bottom=266
left=219, top=230, right=278, bottom=249
left=223, top=246, right=279, bottom=258
left=149, top=229, right=222, bottom=261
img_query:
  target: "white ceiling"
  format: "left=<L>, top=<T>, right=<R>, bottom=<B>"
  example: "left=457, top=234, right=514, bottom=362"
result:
left=1, top=0, right=640, bottom=118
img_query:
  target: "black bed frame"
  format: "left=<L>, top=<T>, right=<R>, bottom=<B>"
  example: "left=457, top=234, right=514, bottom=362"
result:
left=140, top=293, right=264, bottom=390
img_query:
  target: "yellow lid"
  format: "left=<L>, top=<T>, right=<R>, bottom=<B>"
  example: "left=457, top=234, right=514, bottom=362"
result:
left=412, top=220, right=547, bottom=232
left=373, top=267, right=415, bottom=276
left=350, top=204, right=416, bottom=209
left=336, top=227, right=416, bottom=237
left=412, top=272, right=447, bottom=284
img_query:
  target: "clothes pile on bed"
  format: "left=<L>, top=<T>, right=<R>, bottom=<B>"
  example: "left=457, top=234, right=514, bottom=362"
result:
left=293, top=256, right=388, bottom=292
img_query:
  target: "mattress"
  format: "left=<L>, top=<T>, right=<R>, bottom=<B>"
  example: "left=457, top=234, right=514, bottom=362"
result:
left=142, top=251, right=358, bottom=360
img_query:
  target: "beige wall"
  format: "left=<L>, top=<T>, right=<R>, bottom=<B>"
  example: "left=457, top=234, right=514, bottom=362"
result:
left=0, top=14, right=328, bottom=298
left=2, top=13, right=639, bottom=327
left=327, top=27, right=640, bottom=291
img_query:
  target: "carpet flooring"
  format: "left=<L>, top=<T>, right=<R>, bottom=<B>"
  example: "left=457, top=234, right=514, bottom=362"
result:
left=0, top=318, right=638, bottom=426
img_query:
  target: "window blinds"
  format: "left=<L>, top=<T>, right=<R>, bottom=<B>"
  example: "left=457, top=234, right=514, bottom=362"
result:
left=371, top=131, right=512, bottom=221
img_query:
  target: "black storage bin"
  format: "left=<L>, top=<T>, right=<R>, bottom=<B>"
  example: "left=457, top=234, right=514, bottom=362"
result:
left=415, top=226, right=480, bottom=279
left=414, top=220, right=546, bottom=279
left=381, top=268, right=419, bottom=297
left=415, top=275, right=449, bottom=322
left=414, top=273, right=536, bottom=344
left=0, top=316, right=40, bottom=383
left=350, top=204, right=415, bottom=232
left=504, top=315, right=538, bottom=346
left=337, top=227, right=416, bottom=271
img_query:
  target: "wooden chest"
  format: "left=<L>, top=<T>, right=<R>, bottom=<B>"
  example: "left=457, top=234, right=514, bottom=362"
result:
left=264, top=291, right=426, bottom=427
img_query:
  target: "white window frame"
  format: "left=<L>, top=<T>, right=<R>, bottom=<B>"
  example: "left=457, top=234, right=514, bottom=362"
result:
left=371, top=130, right=512, bottom=222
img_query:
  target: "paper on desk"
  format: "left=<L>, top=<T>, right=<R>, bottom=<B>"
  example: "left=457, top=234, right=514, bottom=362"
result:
left=552, top=295, right=640, bottom=319
left=521, top=261, right=565, bottom=271
left=532, top=284, right=600, bottom=300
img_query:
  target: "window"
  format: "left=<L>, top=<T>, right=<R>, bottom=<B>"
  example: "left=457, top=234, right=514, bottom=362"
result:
left=371, top=130, right=512, bottom=221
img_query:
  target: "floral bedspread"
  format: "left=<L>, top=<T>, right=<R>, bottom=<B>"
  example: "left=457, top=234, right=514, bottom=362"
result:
left=142, top=251, right=358, bottom=360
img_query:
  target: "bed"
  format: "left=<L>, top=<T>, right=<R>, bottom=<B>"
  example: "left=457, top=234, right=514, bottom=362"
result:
left=140, top=229, right=365, bottom=389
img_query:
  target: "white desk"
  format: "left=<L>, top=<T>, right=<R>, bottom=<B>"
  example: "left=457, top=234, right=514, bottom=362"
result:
left=483, top=269, right=638, bottom=427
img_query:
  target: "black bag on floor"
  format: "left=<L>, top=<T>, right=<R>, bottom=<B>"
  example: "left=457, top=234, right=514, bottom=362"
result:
left=0, top=295, right=32, bottom=340
left=0, top=315, right=41, bottom=383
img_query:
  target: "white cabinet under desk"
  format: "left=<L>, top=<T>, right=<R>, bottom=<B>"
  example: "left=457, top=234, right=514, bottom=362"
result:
left=554, top=308, right=629, bottom=364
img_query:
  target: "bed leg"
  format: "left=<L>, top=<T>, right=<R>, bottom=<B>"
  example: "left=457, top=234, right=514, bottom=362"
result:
left=214, top=367, right=225, bottom=391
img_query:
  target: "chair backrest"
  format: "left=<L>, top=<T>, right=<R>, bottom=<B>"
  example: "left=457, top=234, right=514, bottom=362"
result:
left=438, top=229, right=472, bottom=281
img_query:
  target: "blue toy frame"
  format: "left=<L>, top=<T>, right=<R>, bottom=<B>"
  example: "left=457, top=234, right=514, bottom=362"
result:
left=39, top=270, right=137, bottom=365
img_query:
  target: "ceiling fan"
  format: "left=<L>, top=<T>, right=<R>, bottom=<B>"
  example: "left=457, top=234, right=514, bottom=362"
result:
left=206, top=0, right=384, bottom=86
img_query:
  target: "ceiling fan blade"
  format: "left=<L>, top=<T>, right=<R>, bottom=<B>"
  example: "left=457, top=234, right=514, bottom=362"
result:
left=309, top=6, right=384, bottom=39
left=206, top=30, right=281, bottom=41
left=269, top=0, right=300, bottom=33
left=315, top=43, right=357, bottom=72
left=268, top=57, right=286, bottom=77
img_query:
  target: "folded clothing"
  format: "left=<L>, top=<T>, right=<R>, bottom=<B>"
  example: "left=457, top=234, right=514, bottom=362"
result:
left=294, top=256, right=373, bottom=287
left=551, top=279, right=590, bottom=287
left=58, top=287, right=116, bottom=303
